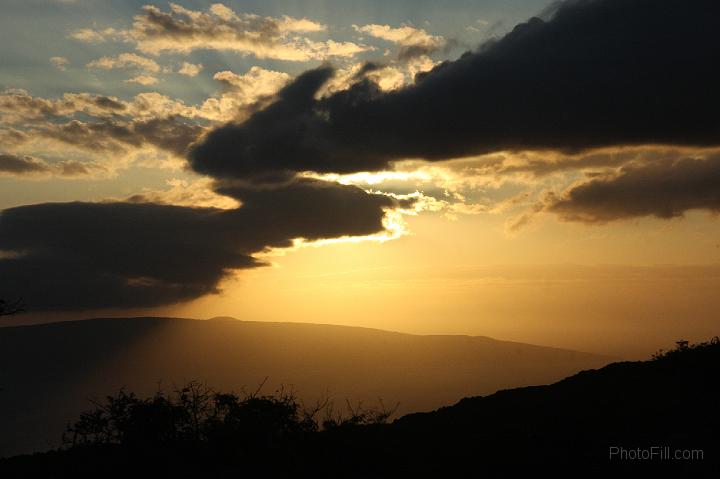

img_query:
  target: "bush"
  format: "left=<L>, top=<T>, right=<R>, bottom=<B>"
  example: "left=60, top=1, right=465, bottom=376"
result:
left=651, top=336, right=720, bottom=361
left=64, top=380, right=396, bottom=455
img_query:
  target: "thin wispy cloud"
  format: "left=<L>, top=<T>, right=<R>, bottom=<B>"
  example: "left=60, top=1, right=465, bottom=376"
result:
left=71, top=3, right=372, bottom=61
left=125, top=74, right=160, bottom=86
left=88, top=53, right=161, bottom=72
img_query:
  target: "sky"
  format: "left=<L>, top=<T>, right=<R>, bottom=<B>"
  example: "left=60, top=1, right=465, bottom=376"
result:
left=1, top=0, right=719, bottom=358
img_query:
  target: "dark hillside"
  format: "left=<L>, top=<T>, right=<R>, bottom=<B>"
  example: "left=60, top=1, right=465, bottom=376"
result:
left=1, top=338, right=717, bottom=477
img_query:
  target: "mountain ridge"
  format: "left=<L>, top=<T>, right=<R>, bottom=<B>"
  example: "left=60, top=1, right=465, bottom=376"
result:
left=4, top=315, right=614, bottom=357
left=0, top=316, right=612, bottom=457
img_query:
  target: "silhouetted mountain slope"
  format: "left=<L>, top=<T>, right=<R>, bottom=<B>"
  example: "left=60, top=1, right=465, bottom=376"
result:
left=380, top=341, right=720, bottom=475
left=0, top=316, right=610, bottom=457
left=1, top=338, right=717, bottom=477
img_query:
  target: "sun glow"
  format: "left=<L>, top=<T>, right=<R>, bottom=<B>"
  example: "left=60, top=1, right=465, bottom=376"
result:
left=300, top=169, right=434, bottom=186
left=255, top=204, right=417, bottom=265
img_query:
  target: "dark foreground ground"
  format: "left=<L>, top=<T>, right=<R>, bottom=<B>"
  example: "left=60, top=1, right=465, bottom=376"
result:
left=1, top=339, right=719, bottom=477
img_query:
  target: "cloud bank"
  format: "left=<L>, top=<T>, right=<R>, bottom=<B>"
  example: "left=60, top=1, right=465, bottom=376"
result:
left=72, top=3, right=371, bottom=62
left=0, top=179, right=401, bottom=310
left=191, top=0, right=720, bottom=181
left=4, top=0, right=720, bottom=312
left=0, top=154, right=97, bottom=178
left=546, top=155, right=720, bottom=223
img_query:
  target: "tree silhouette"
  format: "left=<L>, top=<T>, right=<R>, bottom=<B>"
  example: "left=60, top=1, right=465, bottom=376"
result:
left=0, top=298, right=23, bottom=317
left=64, top=380, right=394, bottom=450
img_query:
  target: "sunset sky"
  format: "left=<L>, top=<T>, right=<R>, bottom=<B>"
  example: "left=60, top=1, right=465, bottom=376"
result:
left=1, top=0, right=719, bottom=358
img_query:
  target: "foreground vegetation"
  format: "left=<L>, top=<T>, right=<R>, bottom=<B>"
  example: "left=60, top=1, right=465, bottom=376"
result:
left=64, top=379, right=394, bottom=452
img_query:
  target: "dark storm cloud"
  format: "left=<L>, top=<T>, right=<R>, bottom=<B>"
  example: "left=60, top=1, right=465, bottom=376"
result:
left=190, top=0, right=720, bottom=181
left=396, top=38, right=458, bottom=62
left=546, top=155, right=720, bottom=223
left=0, top=179, right=399, bottom=310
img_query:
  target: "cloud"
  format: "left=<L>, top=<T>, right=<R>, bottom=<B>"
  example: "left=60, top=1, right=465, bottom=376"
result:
left=461, top=147, right=698, bottom=180
left=88, top=53, right=160, bottom=72
left=212, top=67, right=289, bottom=92
left=318, top=62, right=407, bottom=96
left=125, top=74, right=160, bottom=86
left=190, top=0, right=720, bottom=182
left=198, top=66, right=292, bottom=121
left=74, top=3, right=371, bottom=61
left=0, top=89, right=126, bottom=123
left=178, top=61, right=202, bottom=77
left=0, top=74, right=291, bottom=171
left=49, top=56, right=69, bottom=71
left=0, top=153, right=98, bottom=178
left=0, top=154, right=50, bottom=175
left=124, top=92, right=194, bottom=118
left=0, top=179, right=402, bottom=310
left=38, top=117, right=204, bottom=157
left=69, top=27, right=131, bottom=43
left=0, top=127, right=30, bottom=148
left=545, top=155, right=720, bottom=223
left=353, top=23, right=447, bottom=60
left=9, top=0, right=719, bottom=313
left=127, top=178, right=240, bottom=210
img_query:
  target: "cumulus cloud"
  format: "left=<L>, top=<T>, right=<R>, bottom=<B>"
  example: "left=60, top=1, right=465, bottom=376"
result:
left=0, top=87, right=212, bottom=172
left=198, top=66, right=291, bottom=121
left=190, top=0, right=720, bottom=182
left=318, top=62, right=407, bottom=96
left=0, top=179, right=403, bottom=310
left=353, top=23, right=448, bottom=60
left=177, top=61, right=202, bottom=77
left=124, top=92, right=196, bottom=119
left=73, top=3, right=371, bottom=62
left=0, top=69, right=294, bottom=173
left=50, top=56, right=69, bottom=71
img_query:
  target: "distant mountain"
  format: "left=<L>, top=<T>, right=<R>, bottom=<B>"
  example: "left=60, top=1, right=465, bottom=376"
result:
left=0, top=316, right=610, bottom=457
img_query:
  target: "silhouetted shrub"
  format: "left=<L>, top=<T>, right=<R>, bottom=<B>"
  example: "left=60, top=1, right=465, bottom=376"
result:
left=0, top=298, right=23, bottom=317
left=651, top=336, right=720, bottom=361
left=63, top=380, right=395, bottom=459
left=322, top=399, right=396, bottom=431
